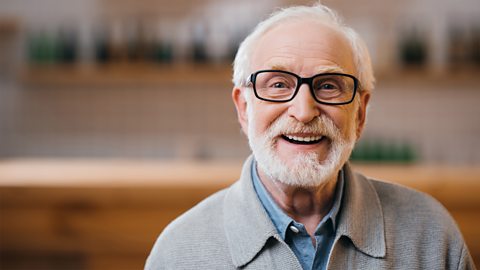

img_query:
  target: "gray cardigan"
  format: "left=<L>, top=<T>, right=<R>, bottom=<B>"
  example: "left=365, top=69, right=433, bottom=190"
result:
left=145, top=156, right=475, bottom=269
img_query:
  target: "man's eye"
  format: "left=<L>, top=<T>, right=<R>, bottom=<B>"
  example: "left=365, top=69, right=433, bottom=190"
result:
left=272, top=82, right=288, bottom=88
left=315, top=81, right=340, bottom=91
left=320, top=83, right=337, bottom=90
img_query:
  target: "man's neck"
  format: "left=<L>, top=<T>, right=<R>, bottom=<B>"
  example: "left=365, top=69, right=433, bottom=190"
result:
left=257, top=169, right=339, bottom=237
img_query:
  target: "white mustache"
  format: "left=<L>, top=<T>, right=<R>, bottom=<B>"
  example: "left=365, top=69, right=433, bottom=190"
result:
left=265, top=114, right=341, bottom=141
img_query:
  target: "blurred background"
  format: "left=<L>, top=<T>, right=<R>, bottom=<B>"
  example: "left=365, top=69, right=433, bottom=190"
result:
left=0, top=0, right=479, bottom=269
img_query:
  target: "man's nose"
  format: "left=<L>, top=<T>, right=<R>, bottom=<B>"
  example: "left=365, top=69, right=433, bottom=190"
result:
left=287, top=84, right=320, bottom=123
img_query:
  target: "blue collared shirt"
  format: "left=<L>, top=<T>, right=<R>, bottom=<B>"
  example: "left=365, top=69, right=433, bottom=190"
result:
left=251, top=161, right=344, bottom=270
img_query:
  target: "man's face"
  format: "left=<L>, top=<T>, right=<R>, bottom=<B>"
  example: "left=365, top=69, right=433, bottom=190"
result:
left=233, top=19, right=370, bottom=187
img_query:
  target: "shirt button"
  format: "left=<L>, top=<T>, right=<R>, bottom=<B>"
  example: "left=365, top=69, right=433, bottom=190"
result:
left=289, top=225, right=300, bottom=233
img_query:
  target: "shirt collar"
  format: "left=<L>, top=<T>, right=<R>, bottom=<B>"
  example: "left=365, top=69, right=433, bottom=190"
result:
left=251, top=159, right=345, bottom=240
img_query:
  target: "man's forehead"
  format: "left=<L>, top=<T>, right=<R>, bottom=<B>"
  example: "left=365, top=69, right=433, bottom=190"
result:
left=255, top=19, right=347, bottom=49
left=268, top=63, right=346, bottom=74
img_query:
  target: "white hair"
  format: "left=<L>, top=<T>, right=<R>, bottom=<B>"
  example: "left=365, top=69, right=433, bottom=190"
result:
left=232, top=3, right=375, bottom=92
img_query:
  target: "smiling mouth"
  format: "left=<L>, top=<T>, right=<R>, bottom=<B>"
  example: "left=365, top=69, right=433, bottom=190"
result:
left=281, top=134, right=325, bottom=145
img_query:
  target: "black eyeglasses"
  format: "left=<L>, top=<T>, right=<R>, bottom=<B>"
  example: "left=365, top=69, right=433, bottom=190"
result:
left=248, top=70, right=359, bottom=105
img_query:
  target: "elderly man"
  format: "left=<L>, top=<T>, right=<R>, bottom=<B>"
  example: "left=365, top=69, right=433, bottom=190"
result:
left=146, top=4, right=475, bottom=270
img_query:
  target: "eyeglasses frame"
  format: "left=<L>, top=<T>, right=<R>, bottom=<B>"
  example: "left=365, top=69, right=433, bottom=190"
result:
left=248, top=69, right=359, bottom=105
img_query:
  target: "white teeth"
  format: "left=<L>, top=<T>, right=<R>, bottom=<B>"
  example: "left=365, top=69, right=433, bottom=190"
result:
left=285, top=135, right=323, bottom=142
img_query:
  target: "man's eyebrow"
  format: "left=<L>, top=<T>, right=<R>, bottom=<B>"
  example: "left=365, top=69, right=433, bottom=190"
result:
left=269, top=64, right=290, bottom=71
left=314, top=66, right=345, bottom=74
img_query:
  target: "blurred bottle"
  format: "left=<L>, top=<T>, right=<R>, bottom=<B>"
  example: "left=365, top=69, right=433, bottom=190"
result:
left=470, top=24, right=480, bottom=67
left=399, top=27, right=428, bottom=68
left=57, top=28, right=78, bottom=63
left=191, top=22, right=208, bottom=63
left=125, top=19, right=147, bottom=62
left=27, top=30, right=57, bottom=64
left=150, top=20, right=174, bottom=63
left=448, top=25, right=468, bottom=70
left=350, top=138, right=417, bottom=163
left=152, top=40, right=173, bottom=63
left=93, top=26, right=111, bottom=63
left=399, top=140, right=416, bottom=163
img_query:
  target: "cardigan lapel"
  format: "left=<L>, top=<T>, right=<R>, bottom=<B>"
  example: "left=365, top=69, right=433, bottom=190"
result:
left=223, top=155, right=280, bottom=267
left=335, top=163, right=386, bottom=258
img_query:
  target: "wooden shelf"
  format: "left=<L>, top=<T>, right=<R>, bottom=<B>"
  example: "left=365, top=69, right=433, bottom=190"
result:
left=18, top=63, right=480, bottom=89
left=375, top=68, right=480, bottom=88
left=18, top=63, right=233, bottom=88
left=1, top=159, right=479, bottom=205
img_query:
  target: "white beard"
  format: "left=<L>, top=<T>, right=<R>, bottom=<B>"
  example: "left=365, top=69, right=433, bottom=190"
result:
left=247, top=110, right=357, bottom=188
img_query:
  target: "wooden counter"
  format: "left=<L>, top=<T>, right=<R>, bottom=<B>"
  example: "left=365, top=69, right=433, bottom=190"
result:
left=1, top=159, right=479, bottom=269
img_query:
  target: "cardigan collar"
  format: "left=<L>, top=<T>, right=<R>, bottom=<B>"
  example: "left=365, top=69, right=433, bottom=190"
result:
left=335, top=163, right=386, bottom=258
left=223, top=155, right=278, bottom=267
left=223, top=156, right=386, bottom=267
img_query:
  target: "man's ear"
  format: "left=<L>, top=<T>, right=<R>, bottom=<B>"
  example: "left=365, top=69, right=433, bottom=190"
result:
left=355, top=91, right=370, bottom=139
left=232, top=87, right=249, bottom=136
